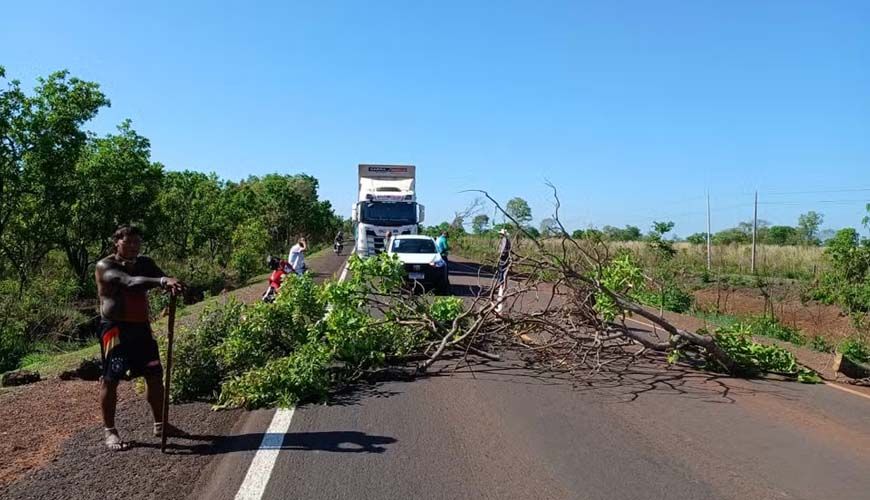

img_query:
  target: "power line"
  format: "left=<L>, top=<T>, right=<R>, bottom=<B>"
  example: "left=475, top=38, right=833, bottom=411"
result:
left=759, top=199, right=870, bottom=206
left=763, top=188, right=870, bottom=196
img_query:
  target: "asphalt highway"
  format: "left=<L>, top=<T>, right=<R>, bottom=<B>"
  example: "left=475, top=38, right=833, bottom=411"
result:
left=196, top=254, right=870, bottom=500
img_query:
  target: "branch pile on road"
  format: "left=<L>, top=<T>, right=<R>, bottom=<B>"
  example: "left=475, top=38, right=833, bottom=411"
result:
left=168, top=191, right=822, bottom=411
left=166, top=254, right=498, bottom=409
left=470, top=187, right=822, bottom=384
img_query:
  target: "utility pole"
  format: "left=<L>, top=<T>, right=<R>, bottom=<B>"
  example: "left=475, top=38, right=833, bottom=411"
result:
left=706, top=192, right=712, bottom=271
left=751, top=190, right=758, bottom=274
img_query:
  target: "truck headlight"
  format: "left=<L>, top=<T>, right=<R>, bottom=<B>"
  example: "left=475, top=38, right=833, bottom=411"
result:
left=429, top=259, right=445, bottom=268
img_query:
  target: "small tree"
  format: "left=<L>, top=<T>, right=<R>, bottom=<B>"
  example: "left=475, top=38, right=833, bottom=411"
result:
left=230, top=218, right=269, bottom=283
left=647, top=221, right=676, bottom=258
left=686, top=233, right=706, bottom=245
left=471, top=214, right=490, bottom=234
left=505, top=197, right=532, bottom=227
left=798, top=211, right=824, bottom=245
left=539, top=218, right=560, bottom=238
left=766, top=225, right=799, bottom=246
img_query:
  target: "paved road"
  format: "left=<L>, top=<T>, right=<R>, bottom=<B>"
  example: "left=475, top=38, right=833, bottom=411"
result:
left=197, top=255, right=870, bottom=500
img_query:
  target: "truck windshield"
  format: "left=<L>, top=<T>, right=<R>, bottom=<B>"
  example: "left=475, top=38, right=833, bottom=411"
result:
left=360, top=202, right=417, bottom=226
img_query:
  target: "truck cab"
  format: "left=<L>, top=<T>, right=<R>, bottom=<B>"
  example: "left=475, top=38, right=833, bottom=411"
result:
left=352, top=164, right=425, bottom=256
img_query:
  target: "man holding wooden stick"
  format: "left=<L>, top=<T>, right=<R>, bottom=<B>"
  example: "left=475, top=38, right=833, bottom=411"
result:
left=94, top=225, right=184, bottom=451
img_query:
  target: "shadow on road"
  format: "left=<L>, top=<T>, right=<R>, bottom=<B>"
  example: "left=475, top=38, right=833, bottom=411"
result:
left=438, top=349, right=806, bottom=406
left=139, top=430, right=397, bottom=456
left=449, top=261, right=496, bottom=279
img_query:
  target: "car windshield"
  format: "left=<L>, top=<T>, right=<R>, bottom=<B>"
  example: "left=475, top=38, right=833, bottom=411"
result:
left=391, top=239, right=436, bottom=254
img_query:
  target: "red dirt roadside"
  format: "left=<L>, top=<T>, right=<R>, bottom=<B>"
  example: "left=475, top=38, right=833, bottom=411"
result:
left=0, top=249, right=346, bottom=495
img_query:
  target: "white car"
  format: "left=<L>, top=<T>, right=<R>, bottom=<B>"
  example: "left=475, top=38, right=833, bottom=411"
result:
left=387, top=235, right=449, bottom=293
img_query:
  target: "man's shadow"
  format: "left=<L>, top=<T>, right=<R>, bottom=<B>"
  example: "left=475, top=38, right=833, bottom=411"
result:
left=133, top=431, right=397, bottom=456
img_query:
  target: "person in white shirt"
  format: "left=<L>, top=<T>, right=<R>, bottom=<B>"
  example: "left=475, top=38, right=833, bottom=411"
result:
left=288, top=237, right=307, bottom=275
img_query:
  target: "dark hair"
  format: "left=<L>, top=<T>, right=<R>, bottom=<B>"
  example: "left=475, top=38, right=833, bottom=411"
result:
left=112, top=225, right=143, bottom=243
left=267, top=256, right=280, bottom=270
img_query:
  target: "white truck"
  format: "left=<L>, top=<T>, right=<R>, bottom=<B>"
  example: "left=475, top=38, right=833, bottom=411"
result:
left=352, top=164, right=425, bottom=256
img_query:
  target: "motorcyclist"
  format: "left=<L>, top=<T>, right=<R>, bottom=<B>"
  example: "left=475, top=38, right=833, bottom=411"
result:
left=334, top=230, right=344, bottom=254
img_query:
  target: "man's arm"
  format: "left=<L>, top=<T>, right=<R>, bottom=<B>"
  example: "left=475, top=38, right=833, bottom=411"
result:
left=137, top=256, right=166, bottom=278
left=100, top=266, right=163, bottom=291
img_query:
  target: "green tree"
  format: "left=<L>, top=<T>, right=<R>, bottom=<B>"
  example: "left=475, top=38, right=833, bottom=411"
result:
left=58, top=120, right=163, bottom=288
left=471, top=214, right=490, bottom=234
left=231, top=218, right=270, bottom=282
left=647, top=221, right=676, bottom=257
left=0, top=66, right=27, bottom=245
left=505, top=197, right=532, bottom=226
left=572, top=229, right=585, bottom=239
left=602, top=225, right=642, bottom=241
left=450, top=215, right=467, bottom=235
left=0, top=68, right=109, bottom=292
left=154, top=171, right=227, bottom=260
left=713, top=227, right=750, bottom=245
left=765, top=225, right=799, bottom=246
left=539, top=218, right=561, bottom=237
left=686, top=232, right=706, bottom=244
left=798, top=211, right=824, bottom=245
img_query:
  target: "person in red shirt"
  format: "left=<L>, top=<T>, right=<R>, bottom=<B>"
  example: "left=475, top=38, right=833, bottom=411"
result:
left=94, top=225, right=184, bottom=451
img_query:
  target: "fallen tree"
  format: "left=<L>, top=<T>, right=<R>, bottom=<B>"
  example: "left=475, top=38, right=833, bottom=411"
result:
left=457, top=185, right=821, bottom=383
left=166, top=186, right=820, bottom=410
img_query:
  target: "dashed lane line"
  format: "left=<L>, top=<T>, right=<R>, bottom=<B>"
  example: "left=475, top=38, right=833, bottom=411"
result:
left=233, top=255, right=351, bottom=500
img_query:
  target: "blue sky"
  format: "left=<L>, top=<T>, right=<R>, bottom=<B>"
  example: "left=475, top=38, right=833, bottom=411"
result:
left=3, top=0, right=869, bottom=236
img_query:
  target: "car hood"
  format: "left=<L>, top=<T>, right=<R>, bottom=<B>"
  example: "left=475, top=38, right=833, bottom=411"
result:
left=392, top=252, right=442, bottom=265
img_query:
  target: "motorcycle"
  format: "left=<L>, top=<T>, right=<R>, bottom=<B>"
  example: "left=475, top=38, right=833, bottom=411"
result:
left=333, top=240, right=343, bottom=255
left=262, top=256, right=294, bottom=303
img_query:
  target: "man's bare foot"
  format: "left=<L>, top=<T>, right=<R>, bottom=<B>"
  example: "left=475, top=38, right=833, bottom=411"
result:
left=104, top=428, right=128, bottom=451
left=153, top=422, right=187, bottom=438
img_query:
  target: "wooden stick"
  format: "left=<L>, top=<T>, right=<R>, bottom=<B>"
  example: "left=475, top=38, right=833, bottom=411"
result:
left=161, top=293, right=177, bottom=453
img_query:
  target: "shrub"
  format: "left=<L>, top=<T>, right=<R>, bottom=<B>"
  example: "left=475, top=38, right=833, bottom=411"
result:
left=0, top=320, right=28, bottom=373
left=430, top=296, right=464, bottom=323
left=744, top=316, right=806, bottom=346
left=711, top=327, right=820, bottom=383
left=217, top=341, right=333, bottom=409
left=167, top=299, right=244, bottom=401
left=634, top=281, right=693, bottom=314
left=0, top=274, right=86, bottom=371
left=216, top=295, right=316, bottom=377
left=839, top=335, right=870, bottom=364
left=230, top=218, right=270, bottom=283
left=809, top=335, right=834, bottom=353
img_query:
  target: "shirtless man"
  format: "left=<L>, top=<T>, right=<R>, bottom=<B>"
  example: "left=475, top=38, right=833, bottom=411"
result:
left=95, top=225, right=184, bottom=450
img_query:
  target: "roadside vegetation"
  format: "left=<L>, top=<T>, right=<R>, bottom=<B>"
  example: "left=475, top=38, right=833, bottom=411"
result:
left=0, top=66, right=342, bottom=373
left=166, top=254, right=469, bottom=408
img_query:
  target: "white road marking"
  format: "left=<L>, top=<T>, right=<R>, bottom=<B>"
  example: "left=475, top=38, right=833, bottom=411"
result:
left=823, top=381, right=870, bottom=401
left=233, top=407, right=296, bottom=500
left=623, top=316, right=659, bottom=331
left=338, top=257, right=351, bottom=282
left=234, top=255, right=352, bottom=500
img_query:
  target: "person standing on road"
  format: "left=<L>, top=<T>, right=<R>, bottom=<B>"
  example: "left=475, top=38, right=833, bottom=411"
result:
left=94, top=225, right=185, bottom=451
left=496, top=228, right=512, bottom=282
left=385, top=231, right=394, bottom=253
left=288, top=237, right=307, bottom=275
left=435, top=231, right=450, bottom=267
left=496, top=228, right=512, bottom=312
